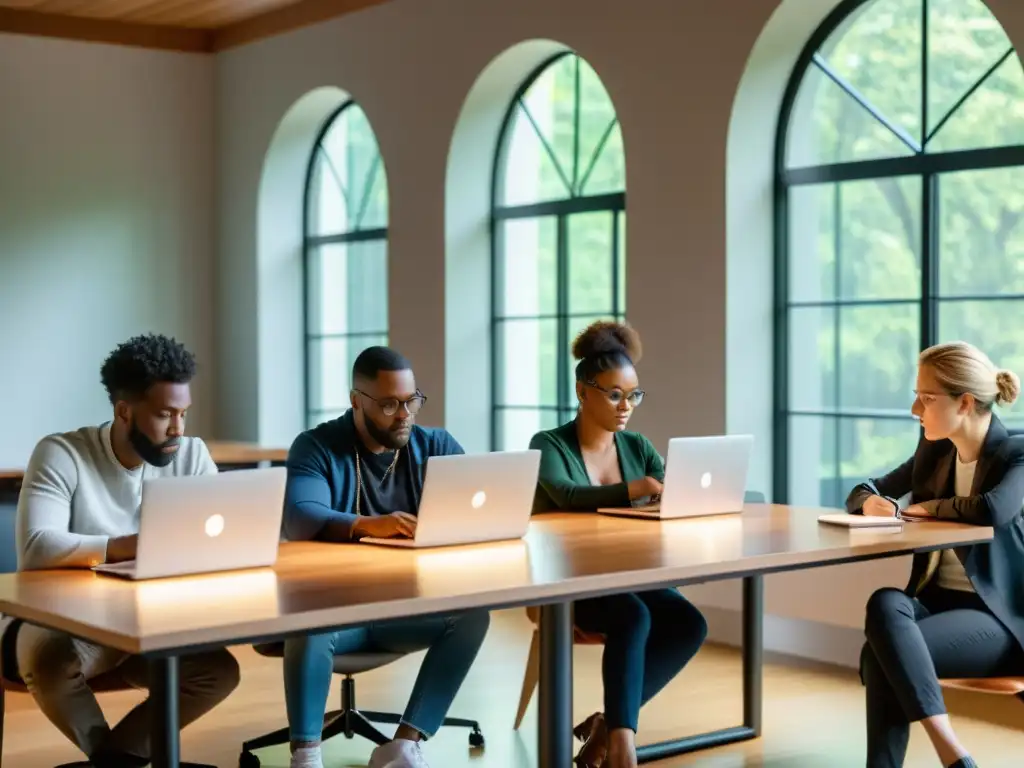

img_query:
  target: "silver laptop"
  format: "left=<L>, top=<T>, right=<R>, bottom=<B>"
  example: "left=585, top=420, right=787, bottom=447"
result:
left=93, top=467, right=286, bottom=580
left=598, top=434, right=753, bottom=519
left=361, top=450, right=541, bottom=549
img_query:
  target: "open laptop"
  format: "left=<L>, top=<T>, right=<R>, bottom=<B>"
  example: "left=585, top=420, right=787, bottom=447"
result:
left=360, top=450, right=541, bottom=549
left=598, top=434, right=754, bottom=520
left=93, top=467, right=286, bottom=580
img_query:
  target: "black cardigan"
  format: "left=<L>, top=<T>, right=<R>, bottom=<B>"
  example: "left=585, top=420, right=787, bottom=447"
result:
left=845, top=415, right=1024, bottom=651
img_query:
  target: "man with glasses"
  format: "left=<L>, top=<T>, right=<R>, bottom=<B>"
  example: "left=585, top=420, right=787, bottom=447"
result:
left=282, top=346, right=491, bottom=768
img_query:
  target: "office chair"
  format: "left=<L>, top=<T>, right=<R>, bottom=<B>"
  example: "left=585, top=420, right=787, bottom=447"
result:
left=513, top=489, right=768, bottom=729
left=0, top=623, right=215, bottom=768
left=237, top=642, right=484, bottom=768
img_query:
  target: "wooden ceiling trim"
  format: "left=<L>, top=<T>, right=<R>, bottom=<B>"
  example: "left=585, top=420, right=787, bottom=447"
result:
left=0, top=7, right=212, bottom=51
left=210, top=0, right=389, bottom=51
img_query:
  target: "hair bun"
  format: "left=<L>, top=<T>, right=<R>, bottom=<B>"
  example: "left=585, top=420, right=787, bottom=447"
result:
left=571, top=321, right=642, bottom=363
left=996, top=369, right=1021, bottom=407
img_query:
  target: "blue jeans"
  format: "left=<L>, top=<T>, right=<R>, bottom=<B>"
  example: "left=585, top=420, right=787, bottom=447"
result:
left=283, top=610, right=490, bottom=742
left=573, top=588, right=707, bottom=732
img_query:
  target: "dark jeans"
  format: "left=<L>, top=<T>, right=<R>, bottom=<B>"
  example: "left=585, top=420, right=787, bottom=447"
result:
left=574, top=588, right=707, bottom=732
left=283, top=610, right=490, bottom=741
left=861, top=585, right=1024, bottom=767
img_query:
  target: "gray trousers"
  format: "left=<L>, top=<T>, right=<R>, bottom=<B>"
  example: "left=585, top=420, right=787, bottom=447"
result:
left=14, top=622, right=239, bottom=759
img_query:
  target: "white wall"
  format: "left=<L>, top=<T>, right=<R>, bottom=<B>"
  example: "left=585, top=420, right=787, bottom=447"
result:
left=0, top=33, right=216, bottom=466
left=212, top=0, right=1024, bottom=665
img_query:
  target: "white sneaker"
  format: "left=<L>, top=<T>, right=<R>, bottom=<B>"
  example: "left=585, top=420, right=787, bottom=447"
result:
left=289, top=745, right=324, bottom=768
left=367, top=738, right=430, bottom=768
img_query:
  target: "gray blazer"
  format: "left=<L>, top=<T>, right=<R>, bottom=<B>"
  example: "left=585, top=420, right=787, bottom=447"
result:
left=846, top=415, right=1024, bottom=651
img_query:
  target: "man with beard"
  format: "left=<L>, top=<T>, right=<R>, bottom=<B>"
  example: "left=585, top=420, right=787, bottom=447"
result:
left=9, top=333, right=240, bottom=768
left=282, top=346, right=490, bottom=768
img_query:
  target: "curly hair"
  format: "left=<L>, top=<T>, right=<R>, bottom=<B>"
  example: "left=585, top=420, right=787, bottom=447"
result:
left=100, top=333, right=197, bottom=404
left=572, top=320, right=642, bottom=382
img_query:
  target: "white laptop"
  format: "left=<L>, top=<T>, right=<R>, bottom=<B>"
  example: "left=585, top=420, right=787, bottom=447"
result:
left=93, top=467, right=286, bottom=580
left=360, top=450, right=541, bottom=549
left=598, top=434, right=753, bottom=520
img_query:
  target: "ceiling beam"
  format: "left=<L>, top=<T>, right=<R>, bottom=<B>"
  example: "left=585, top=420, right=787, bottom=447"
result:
left=0, top=0, right=392, bottom=53
left=0, top=7, right=213, bottom=53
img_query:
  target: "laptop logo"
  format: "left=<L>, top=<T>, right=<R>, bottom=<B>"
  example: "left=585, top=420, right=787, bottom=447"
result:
left=700, top=472, right=712, bottom=489
left=471, top=491, right=487, bottom=509
left=205, top=514, right=225, bottom=538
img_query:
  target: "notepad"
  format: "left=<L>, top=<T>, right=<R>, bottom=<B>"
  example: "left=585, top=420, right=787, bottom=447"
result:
left=817, top=513, right=903, bottom=528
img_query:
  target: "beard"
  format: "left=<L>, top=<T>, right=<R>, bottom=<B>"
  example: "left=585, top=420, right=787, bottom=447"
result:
left=365, top=416, right=412, bottom=450
left=128, top=419, right=181, bottom=467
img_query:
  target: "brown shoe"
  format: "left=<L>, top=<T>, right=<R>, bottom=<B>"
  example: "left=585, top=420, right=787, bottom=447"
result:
left=573, top=712, right=608, bottom=767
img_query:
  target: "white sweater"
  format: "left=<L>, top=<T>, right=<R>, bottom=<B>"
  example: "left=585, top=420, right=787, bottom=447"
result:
left=16, top=423, right=217, bottom=571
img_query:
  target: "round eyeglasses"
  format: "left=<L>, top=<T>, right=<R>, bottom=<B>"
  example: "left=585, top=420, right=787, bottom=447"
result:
left=354, top=390, right=427, bottom=417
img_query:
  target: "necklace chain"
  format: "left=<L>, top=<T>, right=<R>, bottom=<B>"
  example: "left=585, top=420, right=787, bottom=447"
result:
left=354, top=448, right=401, bottom=517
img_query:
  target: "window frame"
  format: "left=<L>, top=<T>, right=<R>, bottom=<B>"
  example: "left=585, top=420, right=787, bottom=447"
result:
left=489, top=51, right=627, bottom=450
left=302, top=100, right=390, bottom=428
left=773, top=0, right=1024, bottom=504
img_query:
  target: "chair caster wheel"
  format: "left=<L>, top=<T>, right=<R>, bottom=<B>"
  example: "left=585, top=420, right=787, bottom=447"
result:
left=469, top=729, right=485, bottom=748
left=238, top=751, right=261, bottom=768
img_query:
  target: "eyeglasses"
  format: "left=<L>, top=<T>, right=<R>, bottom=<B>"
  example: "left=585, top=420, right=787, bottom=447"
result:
left=354, top=389, right=427, bottom=417
left=586, top=381, right=645, bottom=407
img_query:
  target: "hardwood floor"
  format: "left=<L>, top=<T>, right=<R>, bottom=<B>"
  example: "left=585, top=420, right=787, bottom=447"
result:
left=4, top=609, right=1023, bottom=766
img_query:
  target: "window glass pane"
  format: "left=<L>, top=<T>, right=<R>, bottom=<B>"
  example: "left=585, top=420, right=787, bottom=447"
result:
left=927, top=0, right=1014, bottom=140
left=568, top=212, right=615, bottom=315
left=938, top=168, right=1024, bottom=296
left=838, top=417, right=921, bottom=500
left=498, top=218, right=557, bottom=317
left=787, top=306, right=837, bottom=412
left=308, top=336, right=387, bottom=412
left=580, top=122, right=625, bottom=196
left=785, top=63, right=916, bottom=168
left=938, top=298, right=1024, bottom=421
left=499, top=105, right=572, bottom=206
left=821, top=0, right=923, bottom=145
left=837, top=177, right=922, bottom=301
left=308, top=104, right=387, bottom=236
left=928, top=55, right=1024, bottom=152
left=787, top=415, right=837, bottom=508
left=788, top=184, right=837, bottom=303
left=520, top=55, right=577, bottom=191
left=497, top=408, right=560, bottom=451
left=495, top=318, right=558, bottom=407
left=838, top=304, right=919, bottom=413
left=306, top=240, right=388, bottom=336
left=576, top=59, right=618, bottom=192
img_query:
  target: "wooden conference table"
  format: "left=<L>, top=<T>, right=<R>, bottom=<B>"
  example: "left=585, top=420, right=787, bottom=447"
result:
left=0, top=506, right=992, bottom=768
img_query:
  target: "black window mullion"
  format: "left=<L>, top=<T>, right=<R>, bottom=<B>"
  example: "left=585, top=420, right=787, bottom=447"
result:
left=557, top=214, right=570, bottom=416
left=922, top=172, right=938, bottom=352
left=833, top=183, right=843, bottom=494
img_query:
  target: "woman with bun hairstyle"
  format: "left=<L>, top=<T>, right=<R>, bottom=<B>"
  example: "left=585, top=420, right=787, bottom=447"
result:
left=528, top=320, right=708, bottom=768
left=846, top=341, right=1024, bottom=768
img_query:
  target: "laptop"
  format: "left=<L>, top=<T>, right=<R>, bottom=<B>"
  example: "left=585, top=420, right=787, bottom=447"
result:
left=360, top=450, right=541, bottom=549
left=93, top=467, right=287, bottom=580
left=598, top=434, right=753, bottom=519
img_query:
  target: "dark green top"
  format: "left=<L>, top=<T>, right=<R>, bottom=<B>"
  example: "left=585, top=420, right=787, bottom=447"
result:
left=528, top=419, right=665, bottom=513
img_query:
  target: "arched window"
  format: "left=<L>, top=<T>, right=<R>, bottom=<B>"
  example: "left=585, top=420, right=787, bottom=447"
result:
left=304, top=102, right=388, bottom=429
left=776, top=0, right=1024, bottom=507
left=492, top=52, right=626, bottom=450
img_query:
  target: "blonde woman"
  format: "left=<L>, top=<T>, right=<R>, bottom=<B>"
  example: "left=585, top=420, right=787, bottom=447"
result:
left=846, top=341, right=1024, bottom=768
